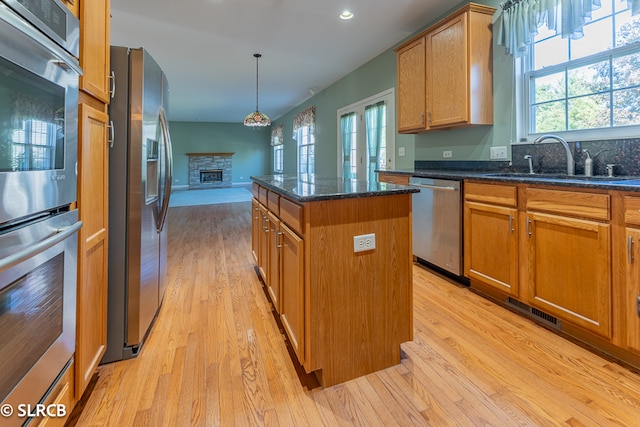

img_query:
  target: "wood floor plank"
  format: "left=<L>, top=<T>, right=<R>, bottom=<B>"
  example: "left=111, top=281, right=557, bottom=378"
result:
left=67, top=199, right=640, bottom=426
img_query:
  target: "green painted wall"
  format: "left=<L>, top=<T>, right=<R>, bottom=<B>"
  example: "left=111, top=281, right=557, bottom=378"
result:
left=271, top=0, right=513, bottom=172
left=170, top=0, right=513, bottom=181
left=168, top=121, right=270, bottom=187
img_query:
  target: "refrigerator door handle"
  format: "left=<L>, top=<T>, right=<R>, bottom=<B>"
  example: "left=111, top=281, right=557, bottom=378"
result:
left=157, top=107, right=173, bottom=232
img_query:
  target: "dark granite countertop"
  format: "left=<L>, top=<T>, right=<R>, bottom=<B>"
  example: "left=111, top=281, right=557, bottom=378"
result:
left=250, top=174, right=418, bottom=202
left=380, top=168, right=640, bottom=192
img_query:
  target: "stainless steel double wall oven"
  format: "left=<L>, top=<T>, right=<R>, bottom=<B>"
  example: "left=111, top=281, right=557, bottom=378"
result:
left=0, top=0, right=81, bottom=425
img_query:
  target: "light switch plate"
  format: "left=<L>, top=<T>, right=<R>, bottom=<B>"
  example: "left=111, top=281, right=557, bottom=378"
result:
left=398, top=147, right=405, bottom=157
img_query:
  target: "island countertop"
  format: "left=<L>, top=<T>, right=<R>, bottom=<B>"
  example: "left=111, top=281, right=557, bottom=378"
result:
left=250, top=174, right=418, bottom=203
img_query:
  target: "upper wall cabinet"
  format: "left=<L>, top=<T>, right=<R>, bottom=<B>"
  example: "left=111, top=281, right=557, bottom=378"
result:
left=395, top=3, right=496, bottom=133
left=79, top=0, right=111, bottom=104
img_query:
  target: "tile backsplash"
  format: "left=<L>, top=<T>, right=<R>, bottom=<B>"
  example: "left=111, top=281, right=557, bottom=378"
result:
left=511, top=138, right=640, bottom=176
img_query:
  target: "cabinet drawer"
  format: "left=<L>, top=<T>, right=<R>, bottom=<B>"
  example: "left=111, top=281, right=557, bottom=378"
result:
left=258, top=186, right=268, bottom=205
left=464, top=182, right=517, bottom=207
left=526, top=188, right=609, bottom=221
left=252, top=182, right=260, bottom=199
left=378, top=172, right=410, bottom=185
left=268, top=191, right=280, bottom=216
left=624, top=196, right=640, bottom=226
left=280, top=197, right=303, bottom=235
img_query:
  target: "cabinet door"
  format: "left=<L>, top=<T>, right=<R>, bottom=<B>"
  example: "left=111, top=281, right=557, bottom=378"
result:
left=258, top=204, right=269, bottom=282
left=397, top=37, right=426, bottom=132
left=625, top=228, right=640, bottom=352
left=80, top=0, right=111, bottom=103
left=464, top=201, right=519, bottom=296
left=267, top=211, right=281, bottom=312
left=280, top=222, right=304, bottom=363
left=76, top=103, right=109, bottom=398
left=526, top=212, right=611, bottom=337
left=251, top=199, right=260, bottom=262
left=426, top=12, right=468, bottom=128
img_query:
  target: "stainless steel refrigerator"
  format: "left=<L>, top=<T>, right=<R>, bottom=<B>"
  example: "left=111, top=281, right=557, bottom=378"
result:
left=103, top=46, right=173, bottom=363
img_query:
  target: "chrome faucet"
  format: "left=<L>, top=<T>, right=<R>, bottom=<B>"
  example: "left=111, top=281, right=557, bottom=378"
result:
left=533, top=134, right=575, bottom=175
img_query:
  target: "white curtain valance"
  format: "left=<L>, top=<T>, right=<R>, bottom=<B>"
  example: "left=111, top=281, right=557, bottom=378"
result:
left=497, top=0, right=640, bottom=57
left=292, top=106, right=315, bottom=138
left=270, top=123, right=283, bottom=146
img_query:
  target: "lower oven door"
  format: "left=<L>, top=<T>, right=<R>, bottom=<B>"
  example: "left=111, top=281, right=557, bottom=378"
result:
left=0, top=210, right=80, bottom=426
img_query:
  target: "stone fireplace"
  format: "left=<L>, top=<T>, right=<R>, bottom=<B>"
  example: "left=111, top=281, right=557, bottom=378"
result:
left=187, top=153, right=233, bottom=189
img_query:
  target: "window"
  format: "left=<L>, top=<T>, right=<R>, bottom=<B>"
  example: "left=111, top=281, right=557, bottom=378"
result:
left=273, top=145, right=283, bottom=173
left=271, top=123, right=283, bottom=173
left=523, top=1, right=640, bottom=138
left=292, top=106, right=315, bottom=176
left=337, top=89, right=395, bottom=181
left=296, top=125, right=314, bottom=175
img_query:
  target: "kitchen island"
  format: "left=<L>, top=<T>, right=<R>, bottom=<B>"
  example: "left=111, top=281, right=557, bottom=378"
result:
left=250, top=174, right=417, bottom=387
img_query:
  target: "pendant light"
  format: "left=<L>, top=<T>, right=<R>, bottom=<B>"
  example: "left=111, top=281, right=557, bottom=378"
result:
left=244, top=53, right=271, bottom=127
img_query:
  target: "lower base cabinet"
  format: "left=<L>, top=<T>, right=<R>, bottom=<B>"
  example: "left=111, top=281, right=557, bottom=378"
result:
left=251, top=183, right=413, bottom=387
left=279, top=221, right=304, bottom=362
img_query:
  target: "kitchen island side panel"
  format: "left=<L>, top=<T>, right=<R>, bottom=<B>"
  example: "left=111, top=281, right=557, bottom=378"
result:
left=304, top=193, right=413, bottom=386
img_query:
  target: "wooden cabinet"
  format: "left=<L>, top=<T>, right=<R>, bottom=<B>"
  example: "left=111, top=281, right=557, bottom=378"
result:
left=251, top=198, right=260, bottom=262
left=397, top=37, right=426, bottom=132
left=75, top=0, right=111, bottom=400
left=79, top=0, right=111, bottom=103
left=523, top=188, right=611, bottom=338
left=622, top=196, right=640, bottom=353
left=257, top=203, right=269, bottom=282
left=32, top=361, right=75, bottom=427
left=76, top=103, right=109, bottom=397
left=464, top=182, right=519, bottom=296
left=395, top=3, right=495, bottom=133
left=251, top=182, right=413, bottom=387
left=266, top=210, right=281, bottom=312
left=377, top=172, right=410, bottom=185
left=279, top=221, right=305, bottom=362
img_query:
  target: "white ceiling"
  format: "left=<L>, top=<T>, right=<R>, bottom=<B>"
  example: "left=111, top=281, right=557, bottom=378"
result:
left=110, top=0, right=455, bottom=123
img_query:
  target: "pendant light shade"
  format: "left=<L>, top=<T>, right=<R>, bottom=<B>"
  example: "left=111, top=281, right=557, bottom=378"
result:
left=244, top=53, right=271, bottom=127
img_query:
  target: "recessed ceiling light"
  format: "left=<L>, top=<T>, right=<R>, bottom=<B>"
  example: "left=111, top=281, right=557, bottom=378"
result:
left=339, top=10, right=354, bottom=20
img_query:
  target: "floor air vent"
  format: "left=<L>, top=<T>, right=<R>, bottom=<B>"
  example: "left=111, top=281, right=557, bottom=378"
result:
left=506, top=297, right=561, bottom=330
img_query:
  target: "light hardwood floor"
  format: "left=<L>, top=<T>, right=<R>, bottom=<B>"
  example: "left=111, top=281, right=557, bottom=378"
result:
left=68, top=201, right=640, bottom=426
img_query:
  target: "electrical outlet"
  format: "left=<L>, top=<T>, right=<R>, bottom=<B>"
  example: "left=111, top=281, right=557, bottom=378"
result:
left=443, top=150, right=452, bottom=158
left=174, top=178, right=180, bottom=183
left=490, top=146, right=508, bottom=160
left=354, top=233, right=376, bottom=253
left=398, top=147, right=405, bottom=157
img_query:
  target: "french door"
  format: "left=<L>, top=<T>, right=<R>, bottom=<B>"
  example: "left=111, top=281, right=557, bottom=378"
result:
left=338, top=89, right=395, bottom=181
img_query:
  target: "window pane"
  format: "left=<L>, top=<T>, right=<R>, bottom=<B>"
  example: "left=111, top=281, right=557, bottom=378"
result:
left=533, top=73, right=566, bottom=103
left=613, top=51, right=640, bottom=88
left=533, top=36, right=568, bottom=69
left=592, top=0, right=614, bottom=20
left=532, top=101, right=566, bottom=133
left=615, top=11, right=640, bottom=47
left=570, top=18, right=613, bottom=60
left=568, top=94, right=610, bottom=129
left=568, top=61, right=609, bottom=97
left=613, top=87, right=640, bottom=126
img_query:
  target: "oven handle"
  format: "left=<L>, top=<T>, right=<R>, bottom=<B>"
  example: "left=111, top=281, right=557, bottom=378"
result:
left=0, top=220, right=83, bottom=273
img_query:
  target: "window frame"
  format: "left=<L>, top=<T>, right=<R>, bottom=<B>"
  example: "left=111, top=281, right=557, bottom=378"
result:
left=295, top=125, right=314, bottom=176
left=273, top=144, right=283, bottom=173
left=518, top=2, right=640, bottom=141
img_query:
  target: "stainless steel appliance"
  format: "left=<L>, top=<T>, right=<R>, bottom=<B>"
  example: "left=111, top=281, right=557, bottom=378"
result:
left=0, top=0, right=80, bottom=226
left=0, top=1, right=81, bottom=424
left=103, top=46, right=174, bottom=363
left=409, top=177, right=463, bottom=277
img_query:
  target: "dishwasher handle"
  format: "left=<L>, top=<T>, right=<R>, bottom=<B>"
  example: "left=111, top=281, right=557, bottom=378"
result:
left=409, top=182, right=458, bottom=192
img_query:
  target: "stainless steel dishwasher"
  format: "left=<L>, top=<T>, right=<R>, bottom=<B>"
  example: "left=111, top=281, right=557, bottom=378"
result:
left=409, top=177, right=463, bottom=277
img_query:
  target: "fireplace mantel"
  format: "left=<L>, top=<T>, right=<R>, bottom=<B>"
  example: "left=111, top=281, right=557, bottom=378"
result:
left=186, top=152, right=234, bottom=157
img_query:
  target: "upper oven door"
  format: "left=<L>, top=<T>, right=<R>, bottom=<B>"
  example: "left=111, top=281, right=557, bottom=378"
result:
left=0, top=3, right=80, bottom=226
